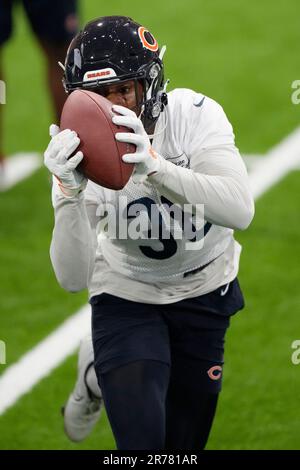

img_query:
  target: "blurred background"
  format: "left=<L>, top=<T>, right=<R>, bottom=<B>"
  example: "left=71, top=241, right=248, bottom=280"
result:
left=0, top=0, right=300, bottom=450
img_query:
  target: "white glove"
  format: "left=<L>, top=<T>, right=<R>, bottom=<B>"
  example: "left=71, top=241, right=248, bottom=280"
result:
left=44, top=124, right=87, bottom=198
left=112, top=105, right=164, bottom=183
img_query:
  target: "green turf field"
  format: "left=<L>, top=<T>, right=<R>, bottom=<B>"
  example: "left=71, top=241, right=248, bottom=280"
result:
left=1, top=0, right=300, bottom=450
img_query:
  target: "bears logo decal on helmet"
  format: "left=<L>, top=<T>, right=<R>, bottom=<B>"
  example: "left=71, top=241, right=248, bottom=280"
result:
left=138, top=27, right=158, bottom=52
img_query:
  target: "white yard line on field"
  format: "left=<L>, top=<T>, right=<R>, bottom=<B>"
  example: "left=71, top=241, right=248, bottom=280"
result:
left=247, top=127, right=300, bottom=199
left=242, top=154, right=263, bottom=172
left=0, top=153, right=259, bottom=190
left=0, top=129, right=300, bottom=416
left=0, top=306, right=90, bottom=415
left=0, top=153, right=42, bottom=191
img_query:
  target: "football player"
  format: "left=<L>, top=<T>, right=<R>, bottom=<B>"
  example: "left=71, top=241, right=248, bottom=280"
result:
left=44, top=16, right=255, bottom=450
left=0, top=0, right=78, bottom=171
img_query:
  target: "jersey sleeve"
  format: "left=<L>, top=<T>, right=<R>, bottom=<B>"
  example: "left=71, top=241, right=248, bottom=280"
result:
left=49, top=177, right=98, bottom=292
left=187, top=93, right=235, bottom=152
left=148, top=90, right=255, bottom=231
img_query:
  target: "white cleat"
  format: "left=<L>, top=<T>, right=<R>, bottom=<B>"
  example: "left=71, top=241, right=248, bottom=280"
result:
left=63, top=335, right=103, bottom=442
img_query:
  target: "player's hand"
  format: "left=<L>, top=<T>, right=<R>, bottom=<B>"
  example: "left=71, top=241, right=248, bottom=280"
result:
left=112, top=105, right=163, bottom=183
left=44, top=124, right=87, bottom=198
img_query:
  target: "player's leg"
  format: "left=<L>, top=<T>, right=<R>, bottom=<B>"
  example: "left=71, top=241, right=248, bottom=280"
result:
left=165, top=357, right=221, bottom=450
left=63, top=334, right=103, bottom=442
left=98, top=360, right=170, bottom=450
left=36, top=40, right=71, bottom=122
left=163, top=299, right=231, bottom=450
left=0, top=0, right=13, bottom=167
left=0, top=58, right=5, bottom=181
left=23, top=0, right=79, bottom=120
left=91, top=293, right=171, bottom=450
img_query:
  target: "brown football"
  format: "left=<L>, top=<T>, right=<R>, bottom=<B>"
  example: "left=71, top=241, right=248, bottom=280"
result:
left=60, top=89, right=135, bottom=190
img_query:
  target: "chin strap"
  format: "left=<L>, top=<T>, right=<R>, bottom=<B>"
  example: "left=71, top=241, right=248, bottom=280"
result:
left=147, top=77, right=170, bottom=139
left=147, top=102, right=168, bottom=140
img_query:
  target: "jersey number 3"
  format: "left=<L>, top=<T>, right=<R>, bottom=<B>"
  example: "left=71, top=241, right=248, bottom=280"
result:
left=126, top=196, right=211, bottom=260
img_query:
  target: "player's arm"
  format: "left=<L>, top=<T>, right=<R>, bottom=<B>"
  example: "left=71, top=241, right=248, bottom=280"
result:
left=45, top=125, right=96, bottom=292
left=148, top=144, right=254, bottom=230
left=113, top=99, right=254, bottom=231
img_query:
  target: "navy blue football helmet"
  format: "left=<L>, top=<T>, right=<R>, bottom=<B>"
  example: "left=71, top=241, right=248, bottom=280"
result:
left=63, top=16, right=168, bottom=130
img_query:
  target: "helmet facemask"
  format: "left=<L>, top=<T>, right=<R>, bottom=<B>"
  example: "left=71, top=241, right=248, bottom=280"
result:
left=138, top=48, right=168, bottom=133
left=62, top=16, right=169, bottom=133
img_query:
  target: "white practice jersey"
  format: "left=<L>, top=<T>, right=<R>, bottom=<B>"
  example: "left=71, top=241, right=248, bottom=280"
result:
left=51, top=88, right=254, bottom=304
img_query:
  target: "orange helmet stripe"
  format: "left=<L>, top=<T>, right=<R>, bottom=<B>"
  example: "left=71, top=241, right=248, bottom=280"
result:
left=138, top=26, right=158, bottom=52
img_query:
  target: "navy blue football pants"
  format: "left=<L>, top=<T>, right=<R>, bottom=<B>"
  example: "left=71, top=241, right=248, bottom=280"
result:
left=98, top=359, right=219, bottom=450
left=91, top=281, right=244, bottom=450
